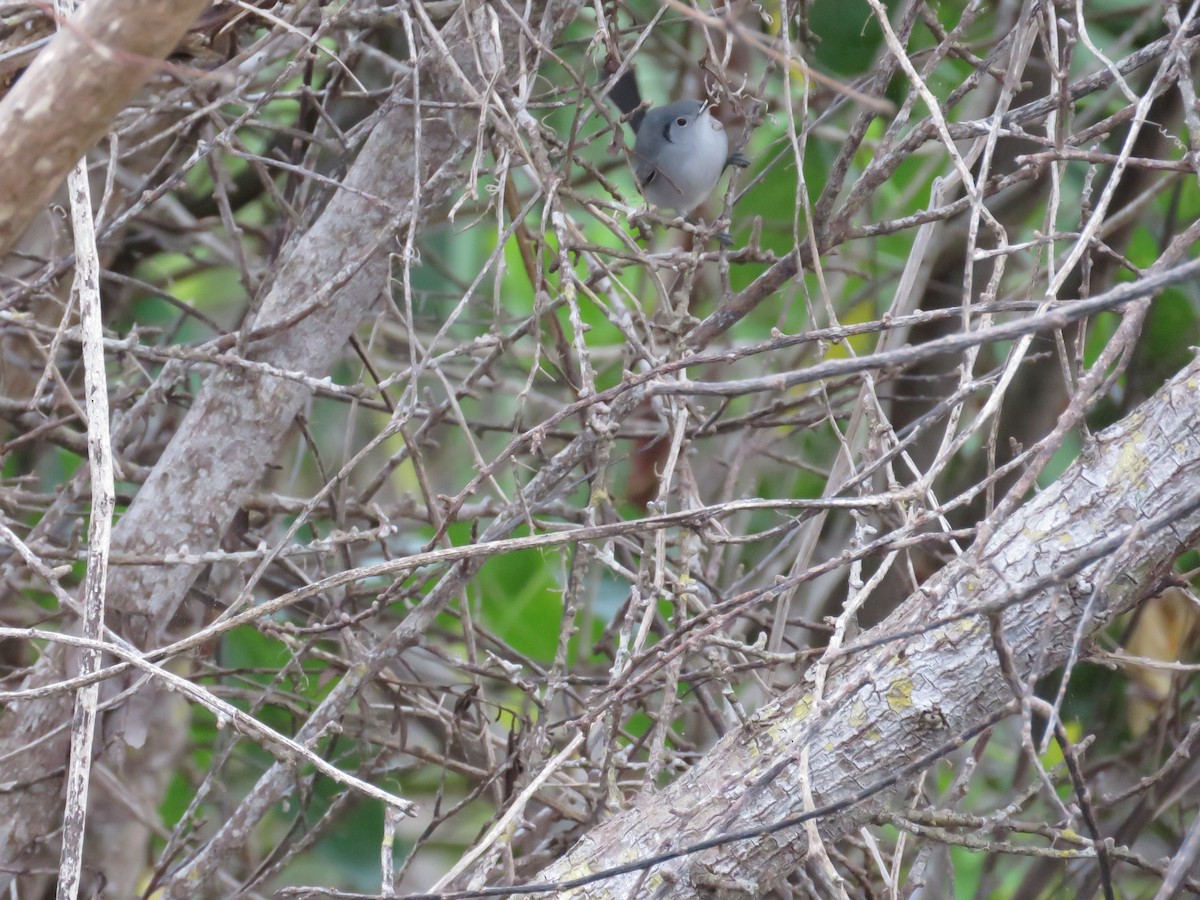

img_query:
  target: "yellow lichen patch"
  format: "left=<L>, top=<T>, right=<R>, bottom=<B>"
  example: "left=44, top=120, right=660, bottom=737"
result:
left=753, top=694, right=815, bottom=749
left=956, top=618, right=980, bottom=636
left=849, top=698, right=868, bottom=728
left=762, top=720, right=789, bottom=748
left=792, top=693, right=813, bottom=720
left=1114, top=430, right=1147, bottom=481
left=617, top=846, right=640, bottom=864
left=887, top=677, right=914, bottom=712
left=555, top=857, right=604, bottom=897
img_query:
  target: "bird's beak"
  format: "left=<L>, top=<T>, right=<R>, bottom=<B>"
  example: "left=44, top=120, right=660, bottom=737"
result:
left=700, top=101, right=725, bottom=131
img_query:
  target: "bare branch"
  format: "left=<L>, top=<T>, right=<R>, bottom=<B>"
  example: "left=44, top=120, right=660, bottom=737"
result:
left=0, top=0, right=209, bottom=255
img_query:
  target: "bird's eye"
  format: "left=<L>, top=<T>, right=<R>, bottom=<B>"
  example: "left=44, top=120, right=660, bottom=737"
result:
left=675, top=117, right=688, bottom=127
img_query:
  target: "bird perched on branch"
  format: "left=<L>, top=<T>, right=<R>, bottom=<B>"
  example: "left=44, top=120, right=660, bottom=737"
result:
left=604, top=64, right=749, bottom=237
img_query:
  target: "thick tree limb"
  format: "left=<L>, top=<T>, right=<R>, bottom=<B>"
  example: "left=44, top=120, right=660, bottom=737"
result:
left=0, top=0, right=209, bottom=257
left=534, top=351, right=1200, bottom=897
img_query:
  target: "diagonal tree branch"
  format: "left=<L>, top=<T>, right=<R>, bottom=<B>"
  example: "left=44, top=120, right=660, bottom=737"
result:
left=531, top=349, right=1200, bottom=897
left=0, top=0, right=209, bottom=256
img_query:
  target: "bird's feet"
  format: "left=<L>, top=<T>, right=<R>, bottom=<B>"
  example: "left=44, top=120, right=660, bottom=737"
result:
left=681, top=215, right=735, bottom=248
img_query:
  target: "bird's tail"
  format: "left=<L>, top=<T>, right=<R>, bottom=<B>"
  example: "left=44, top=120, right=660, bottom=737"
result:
left=605, top=67, right=646, bottom=133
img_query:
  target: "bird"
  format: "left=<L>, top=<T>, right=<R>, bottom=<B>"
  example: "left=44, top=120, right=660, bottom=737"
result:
left=605, top=67, right=749, bottom=223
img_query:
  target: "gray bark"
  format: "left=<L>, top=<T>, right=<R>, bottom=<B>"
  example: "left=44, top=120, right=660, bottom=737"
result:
left=535, top=349, right=1200, bottom=896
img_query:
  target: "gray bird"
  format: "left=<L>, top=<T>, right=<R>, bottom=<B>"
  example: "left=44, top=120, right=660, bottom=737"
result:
left=605, top=68, right=749, bottom=218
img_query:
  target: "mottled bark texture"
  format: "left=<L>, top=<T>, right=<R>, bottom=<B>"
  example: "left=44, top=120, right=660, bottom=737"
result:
left=536, top=352, right=1200, bottom=897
